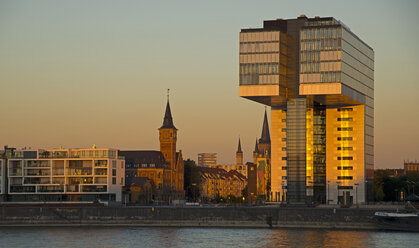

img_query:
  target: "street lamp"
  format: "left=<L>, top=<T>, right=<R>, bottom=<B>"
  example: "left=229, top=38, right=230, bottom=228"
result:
left=281, top=181, right=285, bottom=203
left=192, top=183, right=197, bottom=202
left=336, top=181, right=341, bottom=205
left=354, top=183, right=359, bottom=207
left=327, top=180, right=331, bottom=205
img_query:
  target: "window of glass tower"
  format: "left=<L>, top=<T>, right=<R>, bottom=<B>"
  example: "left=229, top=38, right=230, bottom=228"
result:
left=299, top=27, right=342, bottom=84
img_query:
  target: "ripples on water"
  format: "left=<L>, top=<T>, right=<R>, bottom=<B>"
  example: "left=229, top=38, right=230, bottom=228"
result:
left=0, top=227, right=417, bottom=248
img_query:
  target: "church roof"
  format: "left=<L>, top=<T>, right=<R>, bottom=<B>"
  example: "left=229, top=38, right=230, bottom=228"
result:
left=160, top=100, right=177, bottom=129
left=259, top=109, right=271, bottom=144
left=119, top=150, right=169, bottom=169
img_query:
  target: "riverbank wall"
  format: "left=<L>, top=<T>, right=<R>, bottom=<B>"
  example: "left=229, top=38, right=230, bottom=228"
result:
left=0, top=206, right=411, bottom=231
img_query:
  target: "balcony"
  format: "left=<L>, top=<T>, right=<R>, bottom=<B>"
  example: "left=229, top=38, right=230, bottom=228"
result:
left=37, top=185, right=64, bottom=193
left=82, top=185, right=107, bottom=193
left=52, top=169, right=65, bottom=176
left=10, top=186, right=36, bottom=193
left=94, top=168, right=107, bottom=176
left=67, top=168, right=92, bottom=176
left=24, top=169, right=51, bottom=176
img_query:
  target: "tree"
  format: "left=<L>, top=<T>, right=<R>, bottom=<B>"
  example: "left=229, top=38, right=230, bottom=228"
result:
left=184, top=159, right=201, bottom=201
left=375, top=169, right=419, bottom=201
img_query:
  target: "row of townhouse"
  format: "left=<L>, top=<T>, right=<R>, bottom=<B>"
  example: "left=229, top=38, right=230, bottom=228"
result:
left=199, top=167, right=247, bottom=200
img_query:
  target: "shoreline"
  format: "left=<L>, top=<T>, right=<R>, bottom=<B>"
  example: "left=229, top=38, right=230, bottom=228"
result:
left=0, top=206, right=416, bottom=232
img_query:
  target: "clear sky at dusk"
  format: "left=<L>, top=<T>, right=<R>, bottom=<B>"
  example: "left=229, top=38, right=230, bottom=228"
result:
left=1, top=0, right=418, bottom=168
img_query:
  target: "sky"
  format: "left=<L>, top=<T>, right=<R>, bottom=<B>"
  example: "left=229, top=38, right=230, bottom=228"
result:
left=0, top=0, right=418, bottom=169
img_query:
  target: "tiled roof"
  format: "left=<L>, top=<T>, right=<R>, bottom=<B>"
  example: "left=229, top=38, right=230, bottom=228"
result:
left=199, top=166, right=246, bottom=181
left=119, top=150, right=169, bottom=169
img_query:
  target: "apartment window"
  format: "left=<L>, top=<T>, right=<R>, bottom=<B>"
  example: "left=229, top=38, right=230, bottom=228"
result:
left=338, top=108, right=353, bottom=112
left=141, top=164, right=147, bottom=168
left=282, top=176, right=287, bottom=179
left=282, top=157, right=287, bottom=160
left=338, top=157, right=353, bottom=160
left=282, top=167, right=287, bottom=170
left=338, top=166, right=353, bottom=170
left=282, top=147, right=287, bottom=151
left=112, top=160, right=116, bottom=168
left=338, top=117, right=353, bottom=121
left=112, top=177, right=116, bottom=184
left=150, top=164, right=155, bottom=168
left=120, top=178, right=123, bottom=185
left=337, top=137, right=353, bottom=141
left=282, top=138, right=287, bottom=142
left=338, top=147, right=353, bottom=151
left=337, top=127, right=353, bottom=131
left=282, top=128, right=287, bottom=132
left=112, top=169, right=116, bottom=176
left=338, top=186, right=353, bottom=190
left=337, top=176, right=353, bottom=180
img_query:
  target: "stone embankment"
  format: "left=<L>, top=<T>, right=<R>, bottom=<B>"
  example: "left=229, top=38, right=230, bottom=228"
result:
left=0, top=206, right=410, bottom=231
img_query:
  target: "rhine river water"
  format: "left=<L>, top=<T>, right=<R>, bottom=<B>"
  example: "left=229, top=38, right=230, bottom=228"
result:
left=0, top=227, right=418, bottom=248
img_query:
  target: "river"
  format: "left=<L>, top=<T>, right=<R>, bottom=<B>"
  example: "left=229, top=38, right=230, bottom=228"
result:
left=0, top=227, right=417, bottom=247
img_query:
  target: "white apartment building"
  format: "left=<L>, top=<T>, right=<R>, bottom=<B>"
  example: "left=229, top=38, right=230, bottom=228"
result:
left=3, top=147, right=125, bottom=203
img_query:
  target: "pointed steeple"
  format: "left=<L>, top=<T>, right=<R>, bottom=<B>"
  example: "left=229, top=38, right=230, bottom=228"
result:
left=253, top=139, right=259, bottom=153
left=160, top=89, right=177, bottom=129
left=259, top=109, right=270, bottom=144
left=237, top=138, right=243, bottom=153
left=236, top=137, right=243, bottom=165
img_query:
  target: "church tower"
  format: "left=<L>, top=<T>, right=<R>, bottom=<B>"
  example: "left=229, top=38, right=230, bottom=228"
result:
left=159, top=93, right=177, bottom=172
left=236, top=138, right=243, bottom=165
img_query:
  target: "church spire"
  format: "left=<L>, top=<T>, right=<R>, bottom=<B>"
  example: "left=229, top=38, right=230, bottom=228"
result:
left=160, top=89, right=176, bottom=129
left=236, top=137, right=243, bottom=165
left=253, top=138, right=259, bottom=153
left=259, top=108, right=270, bottom=144
left=237, top=138, right=243, bottom=153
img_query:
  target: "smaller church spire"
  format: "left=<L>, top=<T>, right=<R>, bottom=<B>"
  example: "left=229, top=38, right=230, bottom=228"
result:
left=259, top=108, right=271, bottom=144
left=160, top=89, right=177, bottom=129
left=236, top=137, right=243, bottom=165
left=253, top=138, right=259, bottom=153
left=237, top=137, right=243, bottom=153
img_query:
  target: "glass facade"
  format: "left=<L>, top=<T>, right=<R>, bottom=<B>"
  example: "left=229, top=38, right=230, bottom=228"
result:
left=240, top=16, right=374, bottom=204
left=286, top=98, right=307, bottom=204
left=239, top=31, right=288, bottom=86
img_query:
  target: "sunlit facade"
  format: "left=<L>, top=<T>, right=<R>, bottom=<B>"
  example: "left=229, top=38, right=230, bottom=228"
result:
left=200, top=167, right=247, bottom=200
left=239, top=16, right=374, bottom=204
left=5, top=148, right=125, bottom=202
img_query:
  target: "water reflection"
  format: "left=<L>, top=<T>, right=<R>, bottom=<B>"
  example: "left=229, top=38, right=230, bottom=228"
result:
left=262, top=229, right=374, bottom=248
left=0, top=227, right=417, bottom=248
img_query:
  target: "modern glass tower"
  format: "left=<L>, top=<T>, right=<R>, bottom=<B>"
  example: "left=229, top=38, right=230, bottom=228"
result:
left=239, top=15, right=374, bottom=205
